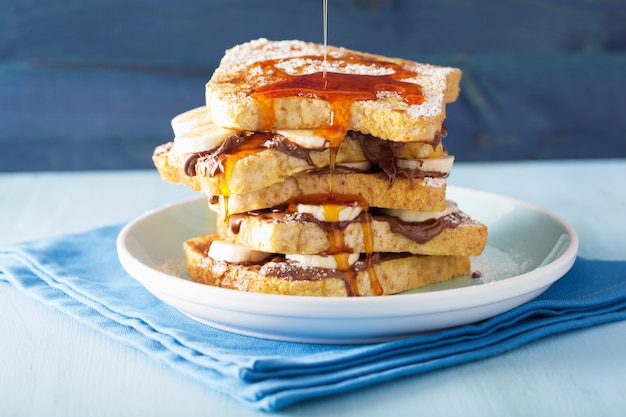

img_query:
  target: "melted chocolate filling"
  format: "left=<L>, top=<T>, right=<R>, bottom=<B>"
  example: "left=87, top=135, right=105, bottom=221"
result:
left=258, top=253, right=414, bottom=296
left=182, top=129, right=448, bottom=186
left=377, top=211, right=463, bottom=244
left=348, top=131, right=400, bottom=185
left=229, top=209, right=463, bottom=245
left=184, top=132, right=315, bottom=177
left=347, top=130, right=448, bottom=186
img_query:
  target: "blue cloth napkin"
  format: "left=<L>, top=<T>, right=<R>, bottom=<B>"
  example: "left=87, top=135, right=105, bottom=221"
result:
left=1, top=225, right=626, bottom=411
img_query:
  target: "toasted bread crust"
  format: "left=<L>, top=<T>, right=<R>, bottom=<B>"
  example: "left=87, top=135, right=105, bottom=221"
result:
left=184, top=234, right=471, bottom=296
left=217, top=210, right=487, bottom=256
left=206, top=39, right=462, bottom=143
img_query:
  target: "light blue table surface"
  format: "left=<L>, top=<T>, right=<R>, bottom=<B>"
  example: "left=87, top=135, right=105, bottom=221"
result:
left=1, top=159, right=625, bottom=416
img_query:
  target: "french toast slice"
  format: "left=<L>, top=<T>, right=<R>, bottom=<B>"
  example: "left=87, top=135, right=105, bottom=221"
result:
left=216, top=206, right=487, bottom=256
left=206, top=38, right=462, bottom=143
left=184, top=234, right=471, bottom=297
left=153, top=133, right=450, bottom=197
left=205, top=172, right=447, bottom=214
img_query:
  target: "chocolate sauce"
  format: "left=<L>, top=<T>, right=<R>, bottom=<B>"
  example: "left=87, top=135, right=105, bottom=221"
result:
left=230, top=208, right=462, bottom=246
left=183, top=132, right=315, bottom=178
left=231, top=210, right=331, bottom=231
left=396, top=168, right=448, bottom=190
left=348, top=131, right=448, bottom=186
left=194, top=240, right=213, bottom=256
left=261, top=260, right=358, bottom=296
left=229, top=215, right=244, bottom=234
left=350, top=131, right=399, bottom=186
left=268, top=133, right=316, bottom=165
left=380, top=211, right=463, bottom=244
left=184, top=153, right=201, bottom=176
left=183, top=130, right=446, bottom=194
left=260, top=259, right=344, bottom=281
left=258, top=252, right=413, bottom=296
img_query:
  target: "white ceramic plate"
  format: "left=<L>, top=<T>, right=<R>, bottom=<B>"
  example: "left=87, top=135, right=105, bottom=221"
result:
left=117, top=186, right=578, bottom=344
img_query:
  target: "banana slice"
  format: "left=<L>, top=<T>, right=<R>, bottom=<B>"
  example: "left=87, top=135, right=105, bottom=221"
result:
left=208, top=240, right=270, bottom=263
left=382, top=200, right=457, bottom=223
left=296, top=204, right=362, bottom=222
left=286, top=253, right=360, bottom=270
left=171, top=106, right=238, bottom=154
left=396, top=155, right=455, bottom=174
left=277, top=129, right=329, bottom=149
left=171, top=106, right=212, bottom=136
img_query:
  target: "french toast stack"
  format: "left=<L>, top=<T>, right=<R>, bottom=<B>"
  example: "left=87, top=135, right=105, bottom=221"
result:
left=153, top=38, right=487, bottom=296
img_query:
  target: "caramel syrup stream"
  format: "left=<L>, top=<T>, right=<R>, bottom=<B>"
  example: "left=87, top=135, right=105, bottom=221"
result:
left=323, top=0, right=328, bottom=88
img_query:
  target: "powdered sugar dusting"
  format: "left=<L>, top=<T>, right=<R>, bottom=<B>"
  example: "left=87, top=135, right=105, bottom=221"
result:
left=274, top=57, right=396, bottom=77
left=213, top=38, right=456, bottom=120
left=158, top=258, right=190, bottom=279
left=471, top=246, right=524, bottom=284
left=260, top=259, right=330, bottom=281
left=422, top=177, right=445, bottom=188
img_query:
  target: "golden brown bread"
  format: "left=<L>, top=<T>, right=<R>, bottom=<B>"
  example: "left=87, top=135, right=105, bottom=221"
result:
left=217, top=208, right=487, bottom=256
left=206, top=38, right=462, bottom=143
left=206, top=173, right=447, bottom=214
left=184, top=234, right=471, bottom=296
left=153, top=134, right=449, bottom=198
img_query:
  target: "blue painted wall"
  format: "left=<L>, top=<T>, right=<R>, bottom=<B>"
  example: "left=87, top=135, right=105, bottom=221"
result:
left=1, top=0, right=625, bottom=171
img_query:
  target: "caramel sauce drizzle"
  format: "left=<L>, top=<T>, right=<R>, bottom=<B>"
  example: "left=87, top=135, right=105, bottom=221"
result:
left=360, top=209, right=383, bottom=295
left=217, top=133, right=275, bottom=197
left=323, top=0, right=328, bottom=87
left=287, top=193, right=382, bottom=296
left=243, top=52, right=424, bottom=296
left=249, top=56, right=424, bottom=135
left=219, top=134, right=276, bottom=220
left=248, top=54, right=424, bottom=198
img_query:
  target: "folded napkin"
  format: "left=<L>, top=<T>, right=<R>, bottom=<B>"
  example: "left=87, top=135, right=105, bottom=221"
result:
left=2, top=225, right=626, bottom=411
